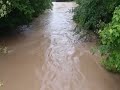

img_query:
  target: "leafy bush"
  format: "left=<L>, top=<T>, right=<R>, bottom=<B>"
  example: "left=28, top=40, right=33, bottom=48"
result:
left=101, top=51, right=120, bottom=73
left=100, top=6, right=120, bottom=73
left=0, top=0, right=11, bottom=18
left=55, top=0, right=73, bottom=2
left=30, top=0, right=52, bottom=16
left=73, top=0, right=120, bottom=73
left=0, top=0, right=52, bottom=28
left=73, top=0, right=120, bottom=33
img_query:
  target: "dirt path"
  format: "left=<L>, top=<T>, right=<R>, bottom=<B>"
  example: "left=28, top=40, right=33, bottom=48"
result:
left=0, top=2, right=120, bottom=90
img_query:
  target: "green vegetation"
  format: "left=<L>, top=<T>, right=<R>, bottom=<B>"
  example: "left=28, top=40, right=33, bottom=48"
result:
left=73, top=0, right=120, bottom=73
left=100, top=6, right=120, bottom=73
left=55, top=0, right=73, bottom=2
left=73, top=0, right=120, bottom=33
left=0, top=0, right=52, bottom=29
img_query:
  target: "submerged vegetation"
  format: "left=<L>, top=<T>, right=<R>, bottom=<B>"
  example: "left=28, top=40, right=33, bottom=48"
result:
left=0, top=82, right=3, bottom=87
left=74, top=0, right=120, bottom=73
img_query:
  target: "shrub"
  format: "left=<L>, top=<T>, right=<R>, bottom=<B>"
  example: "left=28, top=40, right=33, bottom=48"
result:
left=55, top=0, right=73, bottom=2
left=101, top=51, right=120, bottom=73
left=73, top=0, right=120, bottom=33
left=0, top=0, right=52, bottom=28
left=0, top=0, right=11, bottom=18
left=100, top=5, right=120, bottom=73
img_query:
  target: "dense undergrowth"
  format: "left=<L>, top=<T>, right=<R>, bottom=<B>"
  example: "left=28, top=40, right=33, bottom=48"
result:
left=0, top=0, right=52, bottom=29
left=74, top=0, right=120, bottom=73
left=55, top=0, right=73, bottom=2
left=100, top=6, right=120, bottom=73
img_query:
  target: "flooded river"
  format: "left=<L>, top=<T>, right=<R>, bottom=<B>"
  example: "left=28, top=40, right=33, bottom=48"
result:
left=0, top=2, right=120, bottom=90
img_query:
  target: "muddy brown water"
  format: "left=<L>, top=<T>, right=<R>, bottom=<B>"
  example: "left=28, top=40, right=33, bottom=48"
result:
left=0, top=2, right=120, bottom=90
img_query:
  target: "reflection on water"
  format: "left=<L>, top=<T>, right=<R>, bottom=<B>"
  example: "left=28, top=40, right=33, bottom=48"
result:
left=0, top=2, right=120, bottom=90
